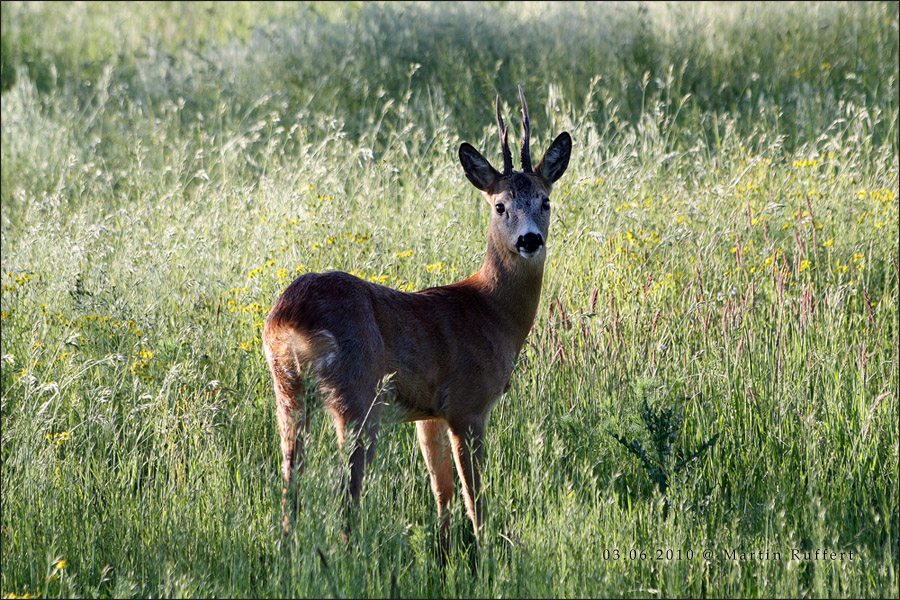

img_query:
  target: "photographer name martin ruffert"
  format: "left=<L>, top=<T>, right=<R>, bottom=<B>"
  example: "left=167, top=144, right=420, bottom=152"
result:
left=724, top=549, right=856, bottom=562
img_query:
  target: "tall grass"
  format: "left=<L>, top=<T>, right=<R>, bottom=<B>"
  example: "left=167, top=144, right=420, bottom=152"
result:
left=2, top=2, right=898, bottom=597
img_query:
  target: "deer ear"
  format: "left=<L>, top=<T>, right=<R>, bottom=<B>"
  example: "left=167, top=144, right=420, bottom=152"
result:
left=459, top=143, right=501, bottom=192
left=536, top=132, right=572, bottom=184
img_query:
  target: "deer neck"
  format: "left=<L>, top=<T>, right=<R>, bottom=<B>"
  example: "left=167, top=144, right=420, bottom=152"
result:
left=473, top=227, right=546, bottom=351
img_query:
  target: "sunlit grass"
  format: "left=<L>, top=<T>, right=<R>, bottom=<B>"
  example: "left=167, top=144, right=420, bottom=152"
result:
left=1, top=2, right=898, bottom=598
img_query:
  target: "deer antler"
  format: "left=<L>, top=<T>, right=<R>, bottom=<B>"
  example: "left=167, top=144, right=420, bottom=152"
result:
left=518, top=85, right=532, bottom=173
left=496, top=95, right=513, bottom=176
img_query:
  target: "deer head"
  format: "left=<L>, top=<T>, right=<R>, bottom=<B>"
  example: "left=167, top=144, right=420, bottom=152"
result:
left=458, top=85, right=572, bottom=260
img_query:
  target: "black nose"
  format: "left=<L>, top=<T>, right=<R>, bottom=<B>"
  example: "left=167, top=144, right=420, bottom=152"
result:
left=516, top=232, right=544, bottom=253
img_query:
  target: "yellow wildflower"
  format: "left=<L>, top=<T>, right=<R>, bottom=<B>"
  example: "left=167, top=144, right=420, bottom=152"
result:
left=792, top=159, right=820, bottom=169
left=238, top=339, right=259, bottom=352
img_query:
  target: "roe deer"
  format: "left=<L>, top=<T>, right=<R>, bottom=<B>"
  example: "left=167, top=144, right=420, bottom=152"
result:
left=263, top=86, right=571, bottom=550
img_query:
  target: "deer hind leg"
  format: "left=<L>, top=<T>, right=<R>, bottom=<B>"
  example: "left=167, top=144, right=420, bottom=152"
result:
left=416, top=418, right=454, bottom=557
left=327, top=383, right=384, bottom=538
left=264, top=327, right=322, bottom=535
left=270, top=368, right=311, bottom=535
left=448, top=419, right=485, bottom=540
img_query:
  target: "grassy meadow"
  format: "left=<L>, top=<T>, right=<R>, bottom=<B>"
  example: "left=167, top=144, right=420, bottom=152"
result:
left=1, top=1, right=898, bottom=597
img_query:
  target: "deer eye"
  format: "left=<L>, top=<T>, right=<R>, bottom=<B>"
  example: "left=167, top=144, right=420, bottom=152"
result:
left=495, top=203, right=506, bottom=215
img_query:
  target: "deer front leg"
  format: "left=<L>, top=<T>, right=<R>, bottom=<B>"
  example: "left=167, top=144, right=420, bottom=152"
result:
left=448, top=418, right=485, bottom=539
left=416, top=418, right=454, bottom=556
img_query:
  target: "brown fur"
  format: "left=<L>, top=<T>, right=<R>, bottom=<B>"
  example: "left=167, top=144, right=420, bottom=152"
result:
left=263, top=89, right=571, bottom=552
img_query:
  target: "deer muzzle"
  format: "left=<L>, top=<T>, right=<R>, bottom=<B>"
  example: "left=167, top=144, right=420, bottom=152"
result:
left=516, top=232, right=544, bottom=257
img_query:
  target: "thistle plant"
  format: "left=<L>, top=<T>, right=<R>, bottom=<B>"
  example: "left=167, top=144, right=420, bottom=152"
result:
left=608, top=395, right=718, bottom=507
